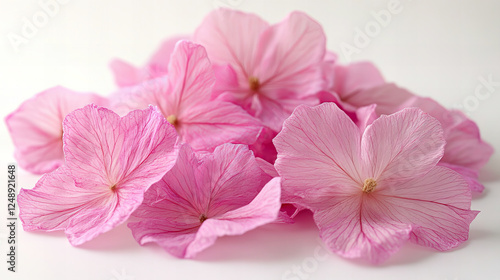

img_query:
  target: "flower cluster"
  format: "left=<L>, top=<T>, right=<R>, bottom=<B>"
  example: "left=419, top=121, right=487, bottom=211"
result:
left=6, top=9, right=493, bottom=263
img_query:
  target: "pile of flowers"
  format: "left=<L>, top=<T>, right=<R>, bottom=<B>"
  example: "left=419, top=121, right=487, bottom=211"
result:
left=6, top=9, right=493, bottom=264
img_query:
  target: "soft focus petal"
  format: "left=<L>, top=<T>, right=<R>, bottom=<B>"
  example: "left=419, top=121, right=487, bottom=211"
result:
left=333, top=62, right=385, bottom=100
left=253, top=11, right=326, bottom=97
left=109, top=59, right=145, bottom=87
left=355, top=104, right=377, bottom=132
left=194, top=8, right=269, bottom=76
left=184, top=177, right=281, bottom=258
left=5, top=86, right=108, bottom=174
left=147, top=35, right=189, bottom=76
left=361, top=108, right=445, bottom=184
left=343, top=83, right=414, bottom=115
left=439, top=162, right=485, bottom=193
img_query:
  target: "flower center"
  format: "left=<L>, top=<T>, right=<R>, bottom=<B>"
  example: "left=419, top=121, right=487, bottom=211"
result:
left=110, top=184, right=117, bottom=192
left=166, top=115, right=178, bottom=126
left=249, top=76, right=260, bottom=92
left=199, top=214, right=208, bottom=223
left=362, top=178, right=377, bottom=193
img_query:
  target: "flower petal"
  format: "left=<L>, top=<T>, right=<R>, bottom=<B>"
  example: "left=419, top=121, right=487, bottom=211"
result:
left=343, top=83, right=414, bottom=115
left=254, top=11, right=326, bottom=97
left=314, top=195, right=412, bottom=264
left=184, top=177, right=282, bottom=258
left=179, top=101, right=262, bottom=151
left=361, top=108, right=445, bottom=184
left=194, top=8, right=269, bottom=76
left=167, top=40, right=215, bottom=111
left=18, top=167, right=103, bottom=232
left=376, top=166, right=478, bottom=251
left=197, top=144, right=264, bottom=217
left=5, top=86, right=108, bottom=174
left=274, top=103, right=363, bottom=201
left=333, top=62, right=385, bottom=100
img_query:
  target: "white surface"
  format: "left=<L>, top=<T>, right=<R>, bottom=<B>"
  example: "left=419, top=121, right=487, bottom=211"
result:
left=1, top=1, right=499, bottom=279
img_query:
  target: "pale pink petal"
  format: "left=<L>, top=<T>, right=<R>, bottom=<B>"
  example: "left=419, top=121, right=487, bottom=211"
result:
left=63, top=105, right=178, bottom=190
left=147, top=35, right=189, bottom=76
left=194, top=8, right=269, bottom=77
left=197, top=144, right=264, bottom=216
left=438, top=162, right=484, bottom=193
left=18, top=167, right=103, bottom=232
left=375, top=166, right=478, bottom=251
left=253, top=11, right=326, bottom=97
left=110, top=35, right=188, bottom=87
left=333, top=62, right=385, bottom=100
left=321, top=51, right=338, bottom=90
left=274, top=103, right=363, bottom=200
left=178, top=101, right=262, bottom=151
left=361, top=108, right=445, bottom=184
left=184, top=177, right=281, bottom=258
left=343, top=83, right=414, bottom=115
left=166, top=40, right=215, bottom=111
left=314, top=195, right=412, bottom=264
left=109, top=59, right=145, bottom=87
left=355, top=104, right=377, bottom=132
left=441, top=116, right=494, bottom=171
left=5, top=86, right=108, bottom=174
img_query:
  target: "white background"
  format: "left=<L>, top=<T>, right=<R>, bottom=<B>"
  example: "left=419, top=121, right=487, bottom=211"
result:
left=1, top=0, right=499, bottom=279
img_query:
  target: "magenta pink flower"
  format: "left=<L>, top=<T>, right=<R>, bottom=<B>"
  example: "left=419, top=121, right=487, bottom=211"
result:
left=5, top=86, right=108, bottom=174
left=274, top=103, right=478, bottom=263
left=128, top=144, right=281, bottom=258
left=112, top=40, right=262, bottom=152
left=110, top=35, right=188, bottom=87
left=18, top=105, right=178, bottom=245
left=194, top=9, right=326, bottom=131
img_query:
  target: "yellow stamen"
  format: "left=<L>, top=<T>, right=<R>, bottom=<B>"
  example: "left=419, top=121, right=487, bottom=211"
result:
left=362, top=178, right=377, bottom=193
left=249, top=76, right=260, bottom=92
left=166, top=115, right=178, bottom=126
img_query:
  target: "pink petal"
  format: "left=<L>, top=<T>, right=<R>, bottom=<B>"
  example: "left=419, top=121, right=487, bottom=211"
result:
left=376, top=166, right=478, bottom=251
left=314, top=195, right=412, bottom=264
left=109, top=35, right=188, bottom=87
left=332, top=62, right=385, bottom=100
left=253, top=11, right=326, bottom=97
left=5, top=86, right=108, bottom=174
left=343, top=83, right=414, bottom=115
left=274, top=103, right=363, bottom=202
left=63, top=105, right=178, bottom=190
left=166, top=40, right=215, bottom=111
left=184, top=177, right=281, bottom=258
left=249, top=127, right=278, bottom=164
left=109, top=59, right=145, bottom=87
left=147, top=35, right=190, bottom=75
left=438, top=162, right=485, bottom=193
left=194, top=8, right=269, bottom=76
left=441, top=115, right=494, bottom=171
left=197, top=144, right=264, bottom=216
left=18, top=167, right=102, bottom=232
left=355, top=104, right=377, bottom=132
left=361, top=108, right=445, bottom=185
left=178, top=101, right=262, bottom=151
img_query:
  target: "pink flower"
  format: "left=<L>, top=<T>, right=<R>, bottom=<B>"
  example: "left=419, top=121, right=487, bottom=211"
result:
left=17, top=105, right=178, bottom=245
left=274, top=103, right=478, bottom=263
left=112, top=40, right=262, bottom=152
left=128, top=144, right=281, bottom=258
left=110, top=35, right=188, bottom=87
left=194, top=9, right=326, bottom=131
left=5, top=86, right=108, bottom=174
